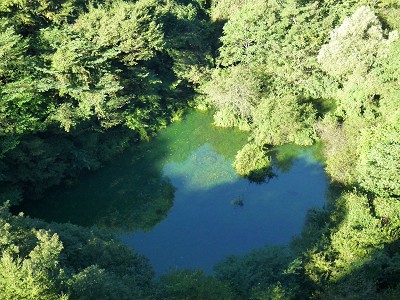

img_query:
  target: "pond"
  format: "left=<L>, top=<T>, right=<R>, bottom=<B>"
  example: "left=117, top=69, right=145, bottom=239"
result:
left=18, top=110, right=328, bottom=275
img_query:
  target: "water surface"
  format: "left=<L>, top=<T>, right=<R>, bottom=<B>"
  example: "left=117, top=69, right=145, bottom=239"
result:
left=18, top=110, right=328, bottom=275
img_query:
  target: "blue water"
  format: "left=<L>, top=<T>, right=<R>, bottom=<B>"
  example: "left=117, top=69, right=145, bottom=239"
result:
left=18, top=110, right=328, bottom=275
left=121, top=145, right=327, bottom=275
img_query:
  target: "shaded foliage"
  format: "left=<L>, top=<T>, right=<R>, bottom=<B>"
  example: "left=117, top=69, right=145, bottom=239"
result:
left=157, top=269, right=234, bottom=299
left=0, top=203, right=154, bottom=299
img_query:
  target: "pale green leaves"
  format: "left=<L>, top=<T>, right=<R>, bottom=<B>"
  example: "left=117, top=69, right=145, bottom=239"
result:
left=318, top=5, right=399, bottom=79
left=0, top=230, right=65, bottom=300
left=210, top=0, right=251, bottom=21
left=204, top=65, right=263, bottom=127
left=317, top=5, right=400, bottom=191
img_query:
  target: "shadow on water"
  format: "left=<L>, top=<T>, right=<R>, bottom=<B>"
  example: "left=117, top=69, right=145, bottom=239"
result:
left=15, top=110, right=329, bottom=276
left=122, top=144, right=328, bottom=275
left=268, top=142, right=325, bottom=173
left=15, top=136, right=176, bottom=232
left=15, top=110, right=248, bottom=232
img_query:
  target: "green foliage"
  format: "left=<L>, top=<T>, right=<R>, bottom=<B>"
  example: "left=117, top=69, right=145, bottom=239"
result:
left=217, top=0, right=279, bottom=67
left=159, top=1, right=214, bottom=86
left=232, top=143, right=272, bottom=183
left=205, top=0, right=338, bottom=152
left=0, top=203, right=154, bottom=299
left=373, top=39, right=400, bottom=123
left=0, top=0, right=215, bottom=144
left=0, top=229, right=65, bottom=300
left=0, top=0, right=90, bottom=30
left=302, top=191, right=400, bottom=298
left=251, top=282, right=291, bottom=300
left=210, top=0, right=249, bottom=21
left=204, top=65, right=264, bottom=128
left=1, top=0, right=400, bottom=299
left=330, top=193, right=385, bottom=269
left=252, top=95, right=317, bottom=147
left=214, top=0, right=339, bottom=96
left=316, top=114, right=361, bottom=184
left=0, top=204, right=64, bottom=299
left=71, top=0, right=164, bottom=64
left=215, top=246, right=293, bottom=299
left=318, top=5, right=398, bottom=80
left=0, top=18, right=27, bottom=80
left=40, top=0, right=165, bottom=131
left=316, top=6, right=400, bottom=193
left=0, top=19, right=46, bottom=135
left=356, top=122, right=400, bottom=197
left=157, top=269, right=234, bottom=299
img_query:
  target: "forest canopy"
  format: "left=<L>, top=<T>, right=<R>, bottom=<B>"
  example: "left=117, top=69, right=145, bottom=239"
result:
left=0, top=0, right=400, bottom=299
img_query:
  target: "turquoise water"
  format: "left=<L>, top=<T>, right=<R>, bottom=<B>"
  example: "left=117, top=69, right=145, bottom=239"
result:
left=18, top=110, right=328, bottom=275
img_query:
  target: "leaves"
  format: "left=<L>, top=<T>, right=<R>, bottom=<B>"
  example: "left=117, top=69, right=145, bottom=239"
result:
left=0, top=203, right=154, bottom=299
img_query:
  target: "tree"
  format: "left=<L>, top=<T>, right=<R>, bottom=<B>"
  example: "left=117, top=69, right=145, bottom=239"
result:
left=217, top=0, right=281, bottom=67
left=0, top=203, right=155, bottom=299
left=0, top=19, right=45, bottom=135
left=0, top=228, right=65, bottom=300
left=203, top=65, right=264, bottom=128
left=40, top=0, right=165, bottom=132
left=318, top=5, right=398, bottom=80
left=214, top=246, right=293, bottom=299
left=210, top=0, right=249, bottom=21
left=157, top=269, right=234, bottom=300
left=251, top=94, right=316, bottom=147
left=0, top=0, right=90, bottom=31
left=356, top=122, right=400, bottom=197
left=233, top=143, right=272, bottom=183
left=159, top=1, right=214, bottom=86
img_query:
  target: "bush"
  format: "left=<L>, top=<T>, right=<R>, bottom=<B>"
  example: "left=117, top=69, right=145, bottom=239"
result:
left=233, top=143, right=273, bottom=183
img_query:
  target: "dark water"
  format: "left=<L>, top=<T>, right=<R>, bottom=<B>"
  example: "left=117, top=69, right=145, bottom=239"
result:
left=18, top=110, right=328, bottom=275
